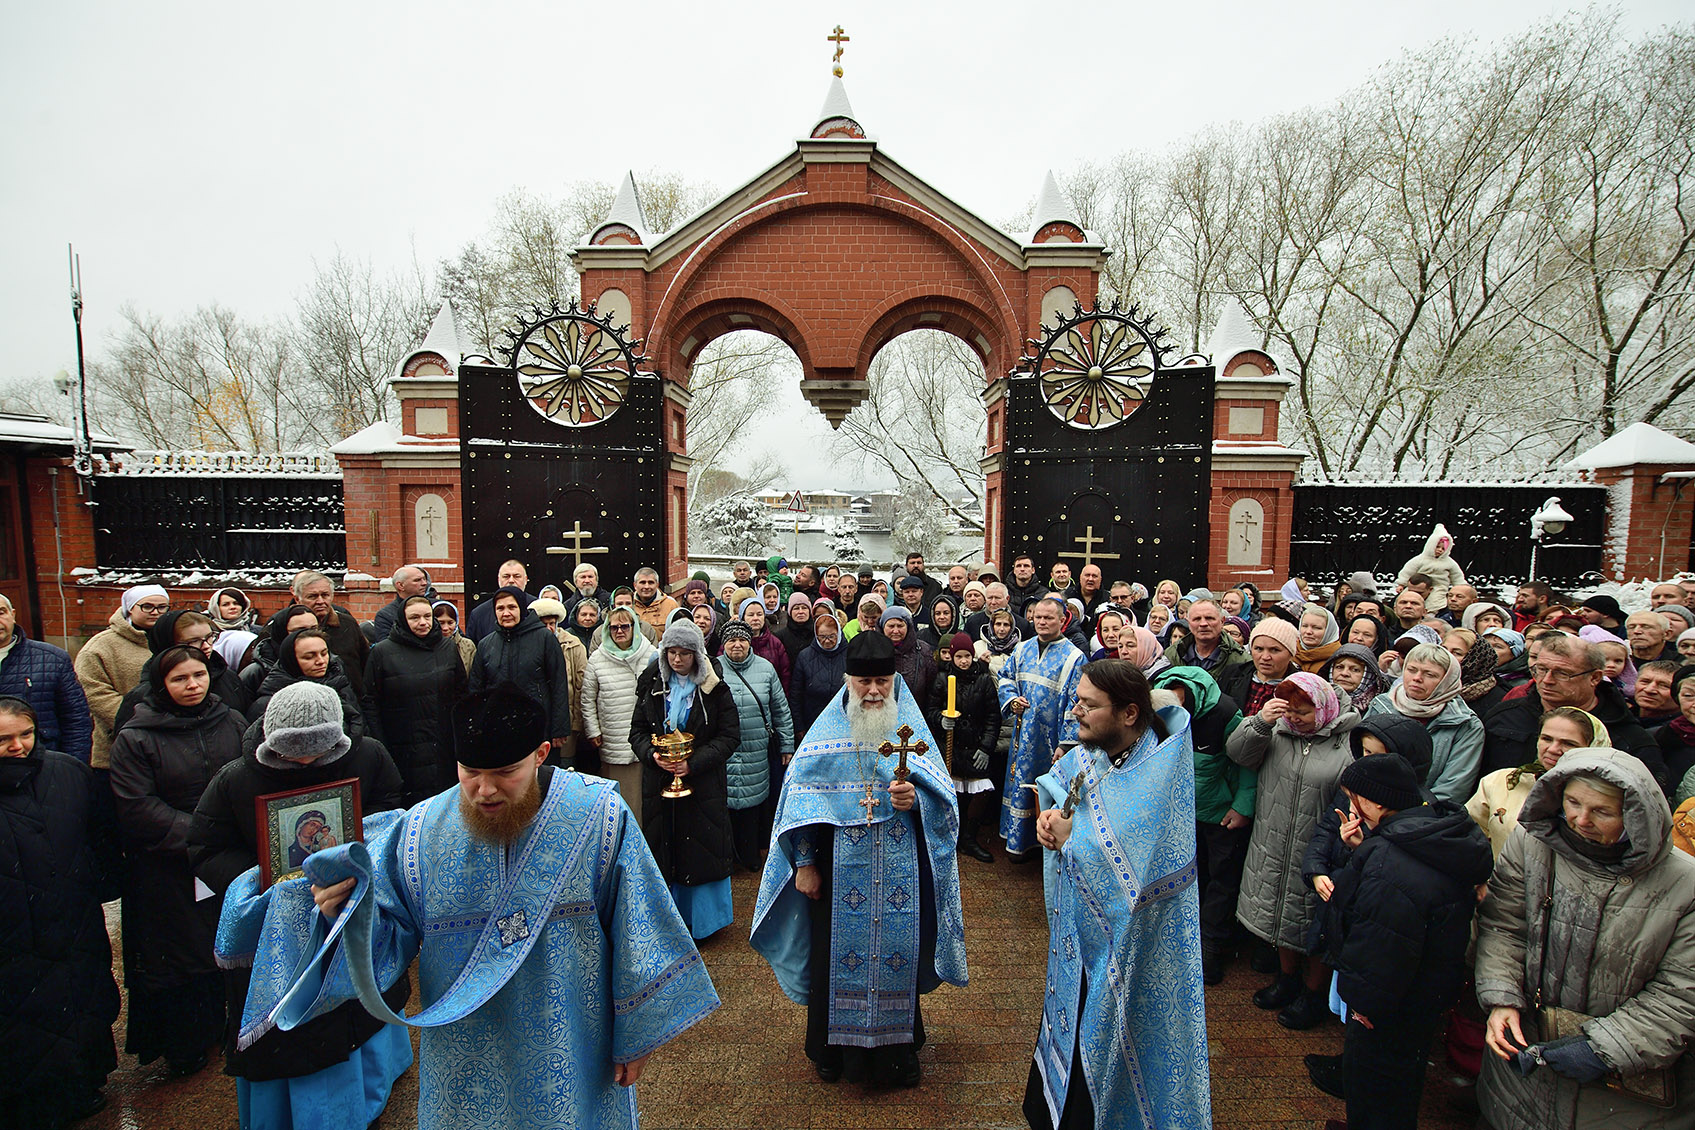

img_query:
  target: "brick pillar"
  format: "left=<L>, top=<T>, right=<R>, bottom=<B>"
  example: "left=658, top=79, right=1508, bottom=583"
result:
left=1207, top=352, right=1305, bottom=592
left=1591, top=462, right=1695, bottom=581
left=24, top=456, right=99, bottom=648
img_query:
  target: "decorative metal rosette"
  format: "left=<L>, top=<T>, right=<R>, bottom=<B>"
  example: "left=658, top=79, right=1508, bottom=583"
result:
left=1024, top=300, right=1172, bottom=430
left=503, top=299, right=647, bottom=427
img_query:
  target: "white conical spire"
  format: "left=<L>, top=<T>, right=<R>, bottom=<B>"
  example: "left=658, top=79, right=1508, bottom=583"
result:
left=810, top=77, right=865, bottom=138
left=418, top=300, right=461, bottom=360
left=1206, top=301, right=1258, bottom=364
left=591, top=171, right=648, bottom=244
left=818, top=76, right=855, bottom=124
left=1027, top=171, right=1083, bottom=241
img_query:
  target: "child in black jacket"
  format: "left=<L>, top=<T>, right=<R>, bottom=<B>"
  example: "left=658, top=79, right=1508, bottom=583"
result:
left=927, top=633, right=1001, bottom=862
left=1308, top=753, right=1494, bottom=1130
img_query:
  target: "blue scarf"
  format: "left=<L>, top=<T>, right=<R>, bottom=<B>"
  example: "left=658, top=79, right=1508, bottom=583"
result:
left=665, top=670, right=695, bottom=731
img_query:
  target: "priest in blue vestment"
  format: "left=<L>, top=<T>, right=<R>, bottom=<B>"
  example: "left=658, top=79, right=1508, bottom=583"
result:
left=998, top=596, right=1085, bottom=858
left=752, top=631, right=968, bottom=1088
left=216, top=684, right=720, bottom=1130
left=1025, top=658, right=1211, bottom=1130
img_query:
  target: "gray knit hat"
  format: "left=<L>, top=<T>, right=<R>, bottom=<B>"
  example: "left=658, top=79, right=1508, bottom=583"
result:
left=258, top=682, right=351, bottom=763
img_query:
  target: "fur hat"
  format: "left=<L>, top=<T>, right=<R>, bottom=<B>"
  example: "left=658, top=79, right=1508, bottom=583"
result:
left=529, top=597, right=567, bottom=622
left=258, top=682, right=351, bottom=763
left=1339, top=753, right=1423, bottom=812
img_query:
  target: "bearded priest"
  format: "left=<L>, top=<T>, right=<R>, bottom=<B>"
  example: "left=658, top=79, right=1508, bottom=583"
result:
left=216, top=683, right=720, bottom=1130
left=752, top=631, right=968, bottom=1088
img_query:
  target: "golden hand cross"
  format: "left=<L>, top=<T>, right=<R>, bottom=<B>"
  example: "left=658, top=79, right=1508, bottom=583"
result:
left=877, top=724, right=928, bottom=782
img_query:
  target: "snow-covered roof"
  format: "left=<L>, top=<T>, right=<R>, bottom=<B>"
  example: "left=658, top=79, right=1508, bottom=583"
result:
left=330, top=421, right=456, bottom=456
left=1207, top=301, right=1265, bottom=365
left=392, top=301, right=462, bottom=382
left=1564, top=422, right=1695, bottom=470
left=588, top=172, right=650, bottom=245
left=0, top=413, right=127, bottom=451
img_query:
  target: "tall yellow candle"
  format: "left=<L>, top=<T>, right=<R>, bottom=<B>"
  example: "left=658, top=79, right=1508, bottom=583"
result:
left=947, top=674, right=956, bottom=714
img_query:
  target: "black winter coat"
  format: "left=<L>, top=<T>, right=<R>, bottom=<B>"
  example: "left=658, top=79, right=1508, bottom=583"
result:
left=108, top=696, right=246, bottom=995
left=362, top=620, right=469, bottom=805
left=468, top=610, right=573, bottom=744
left=0, top=750, right=120, bottom=1122
left=1480, top=680, right=1667, bottom=793
left=775, top=617, right=814, bottom=667
left=0, top=631, right=93, bottom=762
left=925, top=660, right=1002, bottom=776
left=318, top=606, right=371, bottom=698
left=1302, top=715, right=1436, bottom=891
left=249, top=633, right=365, bottom=744
left=891, top=636, right=937, bottom=715
left=789, top=639, right=848, bottom=747
left=629, top=659, right=739, bottom=886
left=241, top=605, right=309, bottom=696
left=189, top=724, right=408, bottom=1081
left=1318, top=800, right=1494, bottom=1022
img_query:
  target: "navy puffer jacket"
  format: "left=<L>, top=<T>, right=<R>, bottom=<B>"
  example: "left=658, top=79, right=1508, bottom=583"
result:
left=0, top=629, right=92, bottom=762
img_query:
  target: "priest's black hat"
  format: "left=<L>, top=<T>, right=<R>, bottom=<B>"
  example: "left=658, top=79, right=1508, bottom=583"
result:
left=453, top=684, right=549, bottom=768
left=844, top=630, right=897, bottom=677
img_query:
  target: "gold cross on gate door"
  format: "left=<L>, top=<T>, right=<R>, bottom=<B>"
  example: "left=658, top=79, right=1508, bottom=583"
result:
left=828, top=25, right=849, bottom=76
left=1057, top=525, right=1121, bottom=568
left=878, top=724, right=928, bottom=781
left=544, top=520, right=611, bottom=569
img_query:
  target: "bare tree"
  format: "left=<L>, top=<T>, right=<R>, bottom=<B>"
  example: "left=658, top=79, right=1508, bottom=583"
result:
left=682, top=331, right=795, bottom=507
left=293, top=252, right=434, bottom=437
left=833, top=331, right=985, bottom=526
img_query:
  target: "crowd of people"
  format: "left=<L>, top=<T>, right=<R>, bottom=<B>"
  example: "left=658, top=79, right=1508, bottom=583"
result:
left=5, top=541, right=1695, bottom=1130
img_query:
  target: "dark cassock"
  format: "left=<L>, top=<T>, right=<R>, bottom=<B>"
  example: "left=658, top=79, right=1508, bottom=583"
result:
left=217, top=684, right=720, bottom=1130
left=1026, top=679, right=1211, bottom=1130
left=751, top=631, right=968, bottom=1087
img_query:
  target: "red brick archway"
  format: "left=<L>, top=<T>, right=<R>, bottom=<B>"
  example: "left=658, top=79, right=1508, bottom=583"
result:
left=573, top=88, right=1106, bottom=577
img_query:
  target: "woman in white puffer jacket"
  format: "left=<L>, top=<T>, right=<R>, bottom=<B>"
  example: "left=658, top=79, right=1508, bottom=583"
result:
left=579, top=605, right=656, bottom=818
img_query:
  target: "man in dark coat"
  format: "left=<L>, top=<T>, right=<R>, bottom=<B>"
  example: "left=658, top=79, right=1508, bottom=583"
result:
left=0, top=696, right=120, bottom=1125
left=293, top=571, right=371, bottom=698
left=467, top=587, right=572, bottom=752
left=563, top=561, right=615, bottom=619
left=0, top=594, right=92, bottom=761
left=1479, top=633, right=1665, bottom=790
left=465, top=559, right=535, bottom=643
left=369, top=564, right=434, bottom=641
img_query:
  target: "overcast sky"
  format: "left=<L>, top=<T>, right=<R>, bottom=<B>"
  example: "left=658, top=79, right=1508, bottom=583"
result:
left=1, top=1, right=1683, bottom=484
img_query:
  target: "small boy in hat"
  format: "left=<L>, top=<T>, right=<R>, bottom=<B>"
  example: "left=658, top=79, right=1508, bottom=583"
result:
left=1306, top=753, right=1494, bottom=1130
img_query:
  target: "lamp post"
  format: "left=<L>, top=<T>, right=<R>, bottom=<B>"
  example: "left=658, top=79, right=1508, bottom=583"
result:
left=1527, top=496, right=1574, bottom=582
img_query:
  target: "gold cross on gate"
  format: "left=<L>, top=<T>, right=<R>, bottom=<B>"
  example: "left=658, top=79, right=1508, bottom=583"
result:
left=859, top=782, right=879, bottom=825
left=543, top=520, right=611, bottom=568
left=1056, top=525, right=1121, bottom=568
left=827, top=25, right=849, bottom=76
left=877, top=724, right=928, bottom=782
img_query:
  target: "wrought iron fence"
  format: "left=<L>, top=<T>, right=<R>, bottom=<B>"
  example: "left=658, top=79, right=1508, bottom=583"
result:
left=91, top=464, right=345, bottom=574
left=1288, top=482, right=1608, bottom=590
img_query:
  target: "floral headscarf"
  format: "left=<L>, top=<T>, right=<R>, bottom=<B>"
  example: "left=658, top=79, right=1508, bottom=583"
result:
left=1273, top=671, right=1343, bottom=734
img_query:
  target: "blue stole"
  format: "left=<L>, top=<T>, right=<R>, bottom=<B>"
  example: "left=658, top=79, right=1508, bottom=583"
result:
left=1032, top=706, right=1212, bottom=1129
left=997, top=635, right=1084, bottom=853
left=751, top=683, right=968, bottom=1036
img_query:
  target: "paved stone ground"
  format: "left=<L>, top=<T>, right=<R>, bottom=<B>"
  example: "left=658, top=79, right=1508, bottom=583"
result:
left=86, top=845, right=1479, bottom=1129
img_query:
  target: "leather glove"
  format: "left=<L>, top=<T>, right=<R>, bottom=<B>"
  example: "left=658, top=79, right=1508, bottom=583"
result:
left=972, top=748, right=990, bottom=772
left=940, top=716, right=955, bottom=731
left=1516, top=1035, right=1609, bottom=1083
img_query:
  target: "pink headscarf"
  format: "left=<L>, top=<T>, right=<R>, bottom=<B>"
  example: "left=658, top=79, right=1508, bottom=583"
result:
left=1578, top=624, right=1636, bottom=697
left=1122, top=626, right=1166, bottom=672
left=1273, top=671, right=1344, bottom=734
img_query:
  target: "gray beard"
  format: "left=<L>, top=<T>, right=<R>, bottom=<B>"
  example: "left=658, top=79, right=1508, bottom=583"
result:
left=845, top=691, right=895, bottom=751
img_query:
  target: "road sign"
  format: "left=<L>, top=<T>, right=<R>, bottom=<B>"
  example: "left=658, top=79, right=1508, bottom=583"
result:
left=786, top=490, right=809, bottom=514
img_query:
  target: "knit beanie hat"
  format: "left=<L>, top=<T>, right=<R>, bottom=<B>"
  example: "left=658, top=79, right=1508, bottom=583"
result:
left=1339, top=753, right=1423, bottom=812
left=963, top=580, right=988, bottom=603
left=1249, top=617, right=1298, bottom=657
left=691, top=570, right=710, bottom=584
left=720, top=620, right=753, bottom=646
left=1345, top=571, right=1377, bottom=597
left=949, top=632, right=973, bottom=653
left=258, top=682, right=351, bottom=763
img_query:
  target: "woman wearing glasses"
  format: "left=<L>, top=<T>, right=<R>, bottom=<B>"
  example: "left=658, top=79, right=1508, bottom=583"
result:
left=579, top=605, right=656, bottom=817
left=73, top=585, right=171, bottom=782
left=111, top=611, right=254, bottom=736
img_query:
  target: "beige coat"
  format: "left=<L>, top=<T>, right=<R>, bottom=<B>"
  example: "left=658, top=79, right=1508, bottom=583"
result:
left=1474, top=750, right=1695, bottom=1130
left=72, top=609, right=151, bottom=769
left=1467, top=766, right=1541, bottom=857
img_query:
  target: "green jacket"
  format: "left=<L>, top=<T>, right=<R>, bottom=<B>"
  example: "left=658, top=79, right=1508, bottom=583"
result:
left=1155, top=666, right=1254, bottom=822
